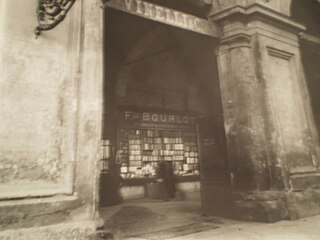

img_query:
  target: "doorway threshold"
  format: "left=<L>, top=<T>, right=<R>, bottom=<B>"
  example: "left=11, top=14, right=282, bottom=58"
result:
left=99, top=199, right=224, bottom=239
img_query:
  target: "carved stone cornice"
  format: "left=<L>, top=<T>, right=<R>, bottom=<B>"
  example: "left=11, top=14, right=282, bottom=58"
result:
left=219, top=32, right=252, bottom=52
left=221, top=32, right=252, bottom=45
left=210, top=3, right=306, bottom=33
left=35, top=0, right=77, bottom=37
left=299, top=32, right=320, bottom=45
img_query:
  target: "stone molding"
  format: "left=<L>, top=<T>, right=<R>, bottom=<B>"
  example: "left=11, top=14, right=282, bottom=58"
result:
left=221, top=32, right=252, bottom=44
left=290, top=173, right=320, bottom=191
left=0, top=195, right=80, bottom=230
left=220, top=32, right=252, bottom=51
left=0, top=183, right=74, bottom=200
left=232, top=188, right=320, bottom=221
left=266, top=46, right=294, bottom=60
left=299, top=32, right=320, bottom=45
left=211, top=0, right=292, bottom=17
left=211, top=3, right=305, bottom=32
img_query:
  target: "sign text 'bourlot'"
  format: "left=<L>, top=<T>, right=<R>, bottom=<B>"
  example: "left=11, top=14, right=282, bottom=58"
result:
left=124, top=111, right=195, bottom=125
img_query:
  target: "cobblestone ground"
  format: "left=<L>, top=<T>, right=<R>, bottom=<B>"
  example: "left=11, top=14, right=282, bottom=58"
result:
left=100, top=199, right=320, bottom=240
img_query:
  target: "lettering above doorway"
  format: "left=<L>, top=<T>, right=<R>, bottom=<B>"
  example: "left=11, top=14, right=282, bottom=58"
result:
left=103, top=0, right=220, bottom=38
left=119, top=110, right=196, bottom=130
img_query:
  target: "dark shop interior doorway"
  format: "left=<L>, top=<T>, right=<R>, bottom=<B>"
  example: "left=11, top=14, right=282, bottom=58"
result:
left=99, top=1, right=231, bottom=221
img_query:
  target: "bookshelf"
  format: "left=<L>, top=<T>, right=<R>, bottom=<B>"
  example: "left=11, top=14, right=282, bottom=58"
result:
left=116, top=128, right=200, bottom=179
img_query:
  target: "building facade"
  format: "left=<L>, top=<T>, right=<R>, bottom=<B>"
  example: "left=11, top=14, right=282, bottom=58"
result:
left=1, top=0, right=320, bottom=239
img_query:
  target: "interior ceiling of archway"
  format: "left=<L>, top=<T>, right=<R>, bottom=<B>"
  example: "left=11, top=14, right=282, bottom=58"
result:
left=114, top=26, right=217, bottom=114
left=105, top=9, right=220, bottom=117
left=291, top=0, right=320, bottom=35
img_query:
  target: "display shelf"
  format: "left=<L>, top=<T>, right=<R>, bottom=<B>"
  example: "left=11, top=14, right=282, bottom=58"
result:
left=116, top=126, right=200, bottom=179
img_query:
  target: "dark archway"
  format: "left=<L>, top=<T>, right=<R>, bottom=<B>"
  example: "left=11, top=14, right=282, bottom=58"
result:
left=291, top=0, right=320, bottom=35
left=291, top=0, right=320, bottom=135
left=101, top=6, right=230, bottom=216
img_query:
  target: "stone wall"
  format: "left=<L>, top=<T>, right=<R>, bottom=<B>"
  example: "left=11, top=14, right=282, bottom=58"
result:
left=0, top=0, right=75, bottom=199
left=1, top=0, right=320, bottom=236
left=212, top=0, right=320, bottom=221
left=0, top=0, right=104, bottom=235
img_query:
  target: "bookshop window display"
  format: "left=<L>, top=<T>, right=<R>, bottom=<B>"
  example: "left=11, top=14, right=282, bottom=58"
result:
left=116, top=110, right=200, bottom=179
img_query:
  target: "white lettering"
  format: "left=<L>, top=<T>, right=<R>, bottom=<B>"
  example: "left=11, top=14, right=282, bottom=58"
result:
left=183, top=116, right=189, bottom=124
left=173, top=11, right=180, bottom=25
left=181, top=14, right=188, bottom=27
left=125, top=110, right=195, bottom=125
left=135, top=0, right=143, bottom=14
left=193, top=18, right=200, bottom=30
left=176, top=116, right=183, bottom=123
left=151, top=114, right=159, bottom=122
left=155, top=6, right=164, bottom=20
left=107, top=0, right=213, bottom=37
left=159, top=114, right=167, bottom=122
left=142, top=112, right=150, bottom=121
left=168, top=115, right=175, bottom=123
left=125, top=111, right=132, bottom=120
left=124, top=0, right=133, bottom=10
left=188, top=19, right=194, bottom=30
left=143, top=2, right=154, bottom=17
left=164, top=9, right=174, bottom=23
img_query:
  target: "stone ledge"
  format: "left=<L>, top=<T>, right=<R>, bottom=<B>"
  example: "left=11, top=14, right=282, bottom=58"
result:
left=233, top=191, right=284, bottom=202
left=0, top=221, right=96, bottom=240
left=286, top=189, right=320, bottom=220
left=290, top=173, right=320, bottom=191
left=232, top=191, right=288, bottom=222
left=0, top=182, right=73, bottom=200
left=232, top=189, right=320, bottom=222
left=0, top=195, right=84, bottom=231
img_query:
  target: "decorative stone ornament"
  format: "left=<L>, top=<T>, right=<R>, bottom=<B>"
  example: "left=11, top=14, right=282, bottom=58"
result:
left=35, top=0, right=77, bottom=37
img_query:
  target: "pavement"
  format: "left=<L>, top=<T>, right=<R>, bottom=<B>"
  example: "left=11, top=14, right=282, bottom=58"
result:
left=168, top=215, right=320, bottom=240
left=100, top=198, right=320, bottom=240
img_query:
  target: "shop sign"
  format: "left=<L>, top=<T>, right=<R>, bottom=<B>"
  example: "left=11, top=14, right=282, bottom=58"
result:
left=121, top=110, right=195, bottom=130
left=104, top=0, right=220, bottom=38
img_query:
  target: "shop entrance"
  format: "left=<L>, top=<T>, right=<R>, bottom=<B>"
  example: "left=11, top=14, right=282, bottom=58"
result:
left=100, top=0, right=230, bottom=219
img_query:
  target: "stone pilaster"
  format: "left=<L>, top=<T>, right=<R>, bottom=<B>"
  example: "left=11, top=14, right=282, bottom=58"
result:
left=213, top=4, right=320, bottom=221
left=76, top=0, right=104, bottom=218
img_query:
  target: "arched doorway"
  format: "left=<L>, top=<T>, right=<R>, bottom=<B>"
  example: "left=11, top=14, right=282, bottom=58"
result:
left=291, top=0, right=320, bottom=136
left=99, top=1, right=231, bottom=232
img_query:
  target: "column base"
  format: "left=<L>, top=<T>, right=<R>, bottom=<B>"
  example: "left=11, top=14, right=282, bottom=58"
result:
left=233, top=191, right=287, bottom=222
left=286, top=188, right=320, bottom=220
left=232, top=188, right=320, bottom=222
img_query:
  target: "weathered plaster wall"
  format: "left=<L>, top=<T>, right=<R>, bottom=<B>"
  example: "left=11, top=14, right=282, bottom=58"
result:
left=255, top=22, right=320, bottom=191
left=0, top=0, right=103, bottom=234
left=0, top=0, right=78, bottom=198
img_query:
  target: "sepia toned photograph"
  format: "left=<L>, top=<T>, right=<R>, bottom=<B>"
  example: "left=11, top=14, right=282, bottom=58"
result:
left=1, top=0, right=320, bottom=239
